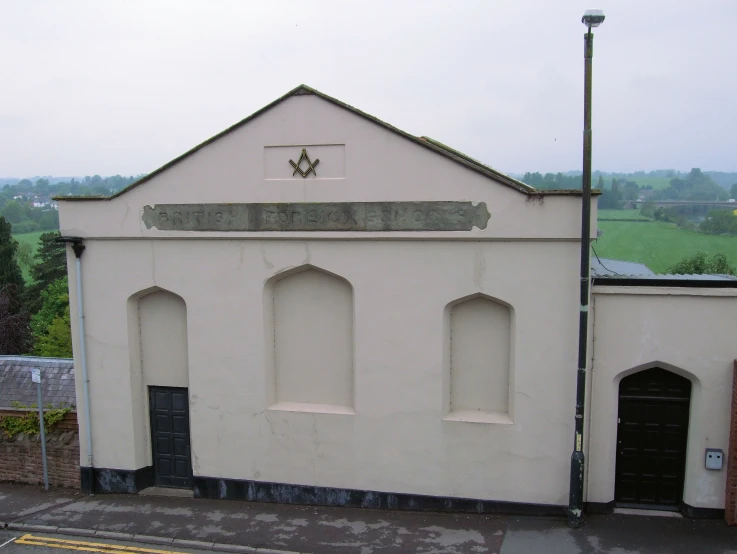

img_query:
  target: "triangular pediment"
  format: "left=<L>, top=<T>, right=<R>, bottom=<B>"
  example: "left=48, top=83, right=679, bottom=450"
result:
left=57, top=85, right=593, bottom=241
left=57, top=84, right=586, bottom=202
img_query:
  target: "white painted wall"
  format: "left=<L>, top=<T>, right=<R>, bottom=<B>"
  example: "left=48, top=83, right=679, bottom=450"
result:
left=139, top=290, right=189, bottom=388
left=589, top=286, right=737, bottom=510
left=270, top=267, right=354, bottom=410
left=449, top=296, right=511, bottom=416
left=60, top=90, right=597, bottom=506
left=65, top=238, right=580, bottom=504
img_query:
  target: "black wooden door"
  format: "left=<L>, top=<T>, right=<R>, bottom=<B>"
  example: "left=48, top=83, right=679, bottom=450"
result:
left=149, top=387, right=192, bottom=488
left=615, top=368, right=691, bottom=509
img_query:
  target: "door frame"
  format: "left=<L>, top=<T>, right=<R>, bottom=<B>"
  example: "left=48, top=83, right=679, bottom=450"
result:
left=613, top=367, right=692, bottom=510
left=148, top=386, right=193, bottom=489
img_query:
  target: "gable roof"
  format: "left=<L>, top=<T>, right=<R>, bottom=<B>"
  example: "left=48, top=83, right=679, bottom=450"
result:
left=55, top=84, right=597, bottom=202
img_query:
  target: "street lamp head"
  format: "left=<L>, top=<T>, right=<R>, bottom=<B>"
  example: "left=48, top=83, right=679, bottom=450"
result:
left=582, top=9, right=605, bottom=28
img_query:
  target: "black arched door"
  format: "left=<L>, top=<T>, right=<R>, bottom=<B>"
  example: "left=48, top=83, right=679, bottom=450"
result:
left=615, top=368, right=691, bottom=509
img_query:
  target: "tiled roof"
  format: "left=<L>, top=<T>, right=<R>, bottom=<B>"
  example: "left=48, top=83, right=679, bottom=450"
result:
left=0, top=356, right=76, bottom=409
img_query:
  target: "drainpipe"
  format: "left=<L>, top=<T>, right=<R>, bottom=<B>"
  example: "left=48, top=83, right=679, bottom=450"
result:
left=57, top=236, right=94, bottom=494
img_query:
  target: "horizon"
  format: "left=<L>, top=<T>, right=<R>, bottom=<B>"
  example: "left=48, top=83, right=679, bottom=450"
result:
left=3, top=168, right=737, bottom=184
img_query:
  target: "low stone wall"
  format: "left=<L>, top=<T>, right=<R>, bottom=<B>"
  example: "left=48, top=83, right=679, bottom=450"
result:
left=0, top=412, right=80, bottom=489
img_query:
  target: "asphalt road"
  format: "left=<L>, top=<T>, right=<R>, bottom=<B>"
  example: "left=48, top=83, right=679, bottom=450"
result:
left=0, top=531, right=210, bottom=554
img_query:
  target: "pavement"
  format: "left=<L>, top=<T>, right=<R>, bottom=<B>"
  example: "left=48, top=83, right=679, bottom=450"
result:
left=2, top=484, right=737, bottom=554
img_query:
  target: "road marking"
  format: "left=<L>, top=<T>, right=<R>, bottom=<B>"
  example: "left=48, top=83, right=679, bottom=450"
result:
left=0, top=538, right=17, bottom=550
left=14, top=538, right=129, bottom=554
left=14, top=535, right=189, bottom=554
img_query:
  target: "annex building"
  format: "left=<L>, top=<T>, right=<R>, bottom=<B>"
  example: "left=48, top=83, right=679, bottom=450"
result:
left=58, top=85, right=737, bottom=518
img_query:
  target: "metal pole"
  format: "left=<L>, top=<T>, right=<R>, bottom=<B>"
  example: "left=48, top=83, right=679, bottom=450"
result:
left=568, top=28, right=594, bottom=529
left=37, top=376, right=49, bottom=491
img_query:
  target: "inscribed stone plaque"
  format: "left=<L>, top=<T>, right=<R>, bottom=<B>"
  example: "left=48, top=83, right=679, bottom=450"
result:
left=142, top=202, right=490, bottom=232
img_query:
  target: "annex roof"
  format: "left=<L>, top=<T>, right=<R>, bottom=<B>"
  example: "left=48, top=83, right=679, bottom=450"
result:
left=591, top=257, right=655, bottom=277
left=593, top=272, right=737, bottom=287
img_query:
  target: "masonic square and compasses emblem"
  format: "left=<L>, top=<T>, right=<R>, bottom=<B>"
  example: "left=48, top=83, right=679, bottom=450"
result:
left=289, top=148, right=320, bottom=178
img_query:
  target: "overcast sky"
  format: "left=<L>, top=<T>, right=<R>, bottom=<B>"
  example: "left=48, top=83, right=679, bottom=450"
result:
left=1, top=0, right=735, bottom=178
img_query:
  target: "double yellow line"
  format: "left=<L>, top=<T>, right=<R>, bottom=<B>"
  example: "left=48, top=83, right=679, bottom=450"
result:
left=15, top=534, right=189, bottom=554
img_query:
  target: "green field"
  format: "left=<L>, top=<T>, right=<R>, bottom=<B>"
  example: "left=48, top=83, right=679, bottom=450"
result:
left=594, top=220, right=737, bottom=274
left=12, top=231, right=45, bottom=282
left=14, top=230, right=45, bottom=250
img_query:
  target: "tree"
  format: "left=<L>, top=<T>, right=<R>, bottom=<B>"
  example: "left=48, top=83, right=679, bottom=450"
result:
left=640, top=200, right=656, bottom=218
left=730, top=183, right=737, bottom=200
left=34, top=306, right=72, bottom=357
left=653, top=206, right=688, bottom=227
left=598, top=189, right=623, bottom=209
left=32, top=278, right=72, bottom=358
left=0, top=216, right=24, bottom=290
left=0, top=285, right=32, bottom=354
left=35, top=178, right=51, bottom=195
left=654, top=168, right=727, bottom=202
left=621, top=181, right=640, bottom=201
left=699, top=210, right=737, bottom=236
left=26, top=231, right=67, bottom=314
left=667, top=252, right=736, bottom=276
left=1, top=200, right=25, bottom=224
left=38, top=210, right=59, bottom=230
left=522, top=172, right=545, bottom=188
left=30, top=277, right=69, bottom=342
left=15, top=241, right=34, bottom=273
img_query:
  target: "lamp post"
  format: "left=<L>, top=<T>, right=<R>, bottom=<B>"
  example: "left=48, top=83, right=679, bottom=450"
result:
left=568, top=8, right=605, bottom=529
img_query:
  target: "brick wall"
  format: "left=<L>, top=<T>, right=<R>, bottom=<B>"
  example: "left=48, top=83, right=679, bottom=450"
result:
left=726, top=361, right=737, bottom=525
left=0, top=412, right=80, bottom=489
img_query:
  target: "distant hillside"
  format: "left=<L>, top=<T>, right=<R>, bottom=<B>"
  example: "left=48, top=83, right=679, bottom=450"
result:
left=509, top=170, right=737, bottom=191
left=1, top=174, right=143, bottom=234
left=0, top=176, right=84, bottom=186
left=707, top=172, right=737, bottom=189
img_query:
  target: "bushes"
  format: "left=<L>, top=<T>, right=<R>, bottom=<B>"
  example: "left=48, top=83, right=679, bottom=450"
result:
left=0, top=403, right=72, bottom=438
left=30, top=277, right=72, bottom=357
left=668, top=252, right=736, bottom=276
left=699, top=210, right=737, bottom=236
left=34, top=306, right=72, bottom=357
